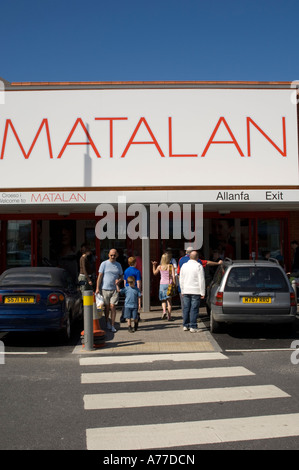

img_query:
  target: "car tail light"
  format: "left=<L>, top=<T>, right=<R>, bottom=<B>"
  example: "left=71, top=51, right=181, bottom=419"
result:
left=215, top=291, right=223, bottom=306
left=47, top=293, right=65, bottom=305
left=290, top=292, right=297, bottom=307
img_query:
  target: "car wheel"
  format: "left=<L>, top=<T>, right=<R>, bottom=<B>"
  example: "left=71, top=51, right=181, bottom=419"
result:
left=210, top=312, right=222, bottom=333
left=79, top=299, right=83, bottom=319
left=65, top=314, right=71, bottom=340
left=58, top=313, right=71, bottom=343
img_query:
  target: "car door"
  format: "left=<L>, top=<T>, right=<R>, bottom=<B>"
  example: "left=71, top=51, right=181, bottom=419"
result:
left=208, top=265, right=226, bottom=312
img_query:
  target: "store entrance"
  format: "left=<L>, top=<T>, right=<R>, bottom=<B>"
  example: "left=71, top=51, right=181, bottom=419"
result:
left=40, top=219, right=142, bottom=282
left=157, top=214, right=289, bottom=269
left=206, top=214, right=288, bottom=266
left=0, top=212, right=291, bottom=292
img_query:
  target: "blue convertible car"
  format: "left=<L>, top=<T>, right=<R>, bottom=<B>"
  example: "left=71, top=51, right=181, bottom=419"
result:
left=0, top=267, right=83, bottom=341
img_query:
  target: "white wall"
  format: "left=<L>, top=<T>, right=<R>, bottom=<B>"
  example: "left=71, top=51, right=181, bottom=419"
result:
left=0, top=88, right=297, bottom=188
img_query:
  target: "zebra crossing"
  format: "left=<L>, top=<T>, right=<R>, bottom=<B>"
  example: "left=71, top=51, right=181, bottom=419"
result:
left=79, top=351, right=299, bottom=450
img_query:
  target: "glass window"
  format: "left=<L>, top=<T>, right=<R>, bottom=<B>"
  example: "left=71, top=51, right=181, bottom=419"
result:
left=6, top=221, right=31, bottom=268
left=257, top=219, right=283, bottom=260
left=213, top=265, right=226, bottom=285
left=225, top=267, right=288, bottom=292
left=209, top=218, right=236, bottom=259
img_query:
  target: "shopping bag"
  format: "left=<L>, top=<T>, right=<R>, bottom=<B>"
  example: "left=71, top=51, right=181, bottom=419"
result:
left=95, top=293, right=104, bottom=309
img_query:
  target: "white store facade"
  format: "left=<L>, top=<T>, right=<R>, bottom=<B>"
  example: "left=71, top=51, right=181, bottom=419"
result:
left=0, top=79, right=298, bottom=308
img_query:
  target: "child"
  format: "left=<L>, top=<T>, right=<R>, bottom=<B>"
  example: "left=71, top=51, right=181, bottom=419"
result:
left=116, top=276, right=141, bottom=333
left=124, top=256, right=142, bottom=289
left=120, top=256, right=142, bottom=323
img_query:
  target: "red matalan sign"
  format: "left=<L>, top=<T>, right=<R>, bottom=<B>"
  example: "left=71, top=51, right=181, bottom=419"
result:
left=0, top=116, right=287, bottom=160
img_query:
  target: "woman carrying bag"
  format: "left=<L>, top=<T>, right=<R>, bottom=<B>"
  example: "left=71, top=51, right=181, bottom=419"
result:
left=152, top=253, right=175, bottom=321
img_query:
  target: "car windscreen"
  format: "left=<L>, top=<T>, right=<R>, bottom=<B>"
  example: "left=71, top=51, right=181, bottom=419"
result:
left=225, top=267, right=289, bottom=292
left=0, top=272, right=56, bottom=287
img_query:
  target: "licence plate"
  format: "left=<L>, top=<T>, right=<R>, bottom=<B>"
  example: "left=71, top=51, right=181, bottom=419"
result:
left=242, top=297, right=271, bottom=304
left=4, top=296, right=35, bottom=304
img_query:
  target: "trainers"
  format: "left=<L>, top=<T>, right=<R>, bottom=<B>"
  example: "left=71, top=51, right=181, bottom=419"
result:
left=190, top=328, right=198, bottom=333
left=111, top=325, right=117, bottom=333
left=106, top=320, right=112, bottom=330
left=183, top=326, right=189, bottom=331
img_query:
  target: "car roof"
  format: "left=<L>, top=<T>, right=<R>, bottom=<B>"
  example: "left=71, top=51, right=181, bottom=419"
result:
left=223, top=258, right=281, bottom=267
left=0, top=267, right=69, bottom=286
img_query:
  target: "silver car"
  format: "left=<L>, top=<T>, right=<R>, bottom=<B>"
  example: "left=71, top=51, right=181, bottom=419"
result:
left=206, top=258, right=297, bottom=333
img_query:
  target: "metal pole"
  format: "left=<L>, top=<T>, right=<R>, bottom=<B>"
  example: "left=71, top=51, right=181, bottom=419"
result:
left=83, top=290, right=94, bottom=351
left=142, top=205, right=150, bottom=313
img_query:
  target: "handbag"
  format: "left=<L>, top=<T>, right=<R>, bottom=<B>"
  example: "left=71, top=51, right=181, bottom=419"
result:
left=167, top=264, right=177, bottom=297
left=167, top=282, right=177, bottom=297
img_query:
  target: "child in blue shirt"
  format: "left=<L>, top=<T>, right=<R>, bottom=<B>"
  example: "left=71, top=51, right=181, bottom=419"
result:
left=116, top=276, right=141, bottom=333
left=120, top=256, right=142, bottom=323
left=124, top=256, right=142, bottom=289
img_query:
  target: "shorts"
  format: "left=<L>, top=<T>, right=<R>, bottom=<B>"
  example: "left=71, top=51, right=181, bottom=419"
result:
left=78, top=274, right=88, bottom=294
left=123, top=307, right=138, bottom=320
left=102, top=289, right=119, bottom=306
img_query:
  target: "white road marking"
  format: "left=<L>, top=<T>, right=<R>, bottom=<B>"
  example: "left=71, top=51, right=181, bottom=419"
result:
left=83, top=384, right=289, bottom=410
left=226, top=348, right=297, bottom=352
left=81, top=366, right=254, bottom=383
left=86, top=413, right=299, bottom=449
left=1, top=351, right=48, bottom=355
left=79, top=352, right=228, bottom=366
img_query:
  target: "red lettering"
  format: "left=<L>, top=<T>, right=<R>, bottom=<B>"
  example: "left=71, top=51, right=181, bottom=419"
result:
left=121, top=117, right=165, bottom=158
left=201, top=117, right=244, bottom=157
left=57, top=118, right=101, bottom=159
left=247, top=117, right=287, bottom=157
left=95, top=117, right=127, bottom=158
left=168, top=117, right=197, bottom=157
left=0, top=118, right=53, bottom=160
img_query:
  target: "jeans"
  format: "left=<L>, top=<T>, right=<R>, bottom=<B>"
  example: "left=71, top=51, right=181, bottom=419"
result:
left=183, top=294, right=201, bottom=329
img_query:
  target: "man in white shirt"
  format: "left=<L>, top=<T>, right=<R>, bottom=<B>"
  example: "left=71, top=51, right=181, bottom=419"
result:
left=179, top=250, right=205, bottom=332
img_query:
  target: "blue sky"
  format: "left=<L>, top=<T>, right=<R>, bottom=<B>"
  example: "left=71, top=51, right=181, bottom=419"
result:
left=1, top=0, right=298, bottom=83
